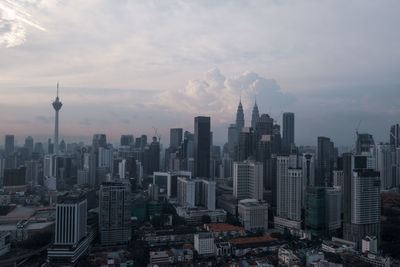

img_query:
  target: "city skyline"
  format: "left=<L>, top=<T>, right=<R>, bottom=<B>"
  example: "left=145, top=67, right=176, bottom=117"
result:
left=1, top=1, right=400, bottom=146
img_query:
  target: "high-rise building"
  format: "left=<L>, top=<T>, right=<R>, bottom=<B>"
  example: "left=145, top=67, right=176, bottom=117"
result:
left=282, top=112, right=295, bottom=152
left=120, top=135, right=134, bottom=146
left=194, top=116, right=210, bottom=178
left=228, top=124, right=238, bottom=156
left=170, top=128, right=183, bottom=150
left=236, top=100, right=245, bottom=130
left=346, top=169, right=381, bottom=248
left=317, top=136, right=334, bottom=186
left=92, top=134, right=107, bottom=151
left=275, top=156, right=302, bottom=232
left=302, top=153, right=315, bottom=205
left=256, top=135, right=272, bottom=190
left=375, top=143, right=392, bottom=189
left=255, top=114, right=273, bottom=141
left=390, top=124, right=399, bottom=148
left=4, top=135, right=14, bottom=156
left=305, top=186, right=341, bottom=238
left=233, top=161, right=263, bottom=201
left=177, top=177, right=215, bottom=210
left=54, top=193, right=87, bottom=246
left=24, top=136, right=34, bottom=159
left=177, top=177, right=195, bottom=207
left=356, top=133, right=375, bottom=154
left=251, top=101, right=260, bottom=129
left=99, top=182, right=131, bottom=245
left=52, top=83, right=62, bottom=155
left=48, top=192, right=91, bottom=266
left=237, top=127, right=255, bottom=161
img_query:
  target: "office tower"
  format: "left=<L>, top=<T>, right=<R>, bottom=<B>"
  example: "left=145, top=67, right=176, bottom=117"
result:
left=141, top=135, right=147, bottom=149
left=251, top=101, right=260, bottom=129
left=238, top=199, right=269, bottom=232
left=255, top=114, right=273, bottom=142
left=92, top=134, right=107, bottom=151
left=118, top=159, right=126, bottom=179
left=98, top=147, right=113, bottom=173
left=317, top=136, right=334, bottom=186
left=24, top=136, right=34, bottom=159
left=149, top=137, right=160, bottom=173
left=228, top=124, right=238, bottom=156
left=48, top=192, right=89, bottom=266
left=375, top=143, right=392, bottom=189
left=25, top=160, right=39, bottom=186
left=52, top=83, right=63, bottom=155
left=168, top=171, right=191, bottom=199
left=4, top=135, right=14, bottom=156
left=77, top=169, right=89, bottom=185
left=346, top=169, right=381, bottom=248
left=275, top=156, right=302, bottom=231
left=233, top=161, right=263, bottom=201
left=120, top=135, right=134, bottom=146
left=148, top=184, right=159, bottom=201
left=47, top=138, right=54, bottom=154
left=256, top=135, right=272, bottom=190
left=305, top=186, right=341, bottom=238
left=177, top=177, right=196, bottom=207
left=325, top=187, right=341, bottom=235
left=194, top=116, right=211, bottom=178
left=237, top=127, right=255, bottom=161
left=236, top=100, right=245, bottom=130
left=390, top=124, right=399, bottom=148
left=153, top=172, right=170, bottom=191
left=54, top=193, right=87, bottom=245
left=201, top=179, right=216, bottom=210
left=356, top=133, right=375, bottom=154
left=170, top=128, right=183, bottom=149
left=271, top=123, right=282, bottom=154
left=282, top=112, right=295, bottom=152
left=303, top=153, right=315, bottom=187
left=99, top=182, right=131, bottom=245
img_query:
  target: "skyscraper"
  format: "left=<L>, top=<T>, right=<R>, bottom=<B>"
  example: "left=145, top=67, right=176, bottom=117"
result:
left=356, top=133, right=375, bottom=154
left=317, top=136, right=334, bottom=186
left=120, top=135, right=134, bottom=146
left=233, top=161, right=263, bottom=201
left=236, top=100, right=245, bottom=130
left=282, top=112, right=295, bottom=152
left=4, top=135, right=14, bottom=156
left=24, top=136, right=34, bottom=159
left=194, top=116, right=210, bottom=178
left=52, top=83, right=63, bottom=155
left=251, top=101, right=260, bottom=129
left=99, top=182, right=131, bottom=245
left=390, top=124, right=399, bottom=148
left=274, top=156, right=303, bottom=232
left=170, top=128, right=183, bottom=149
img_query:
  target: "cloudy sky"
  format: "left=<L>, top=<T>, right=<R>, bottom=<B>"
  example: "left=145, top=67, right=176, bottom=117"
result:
left=1, top=0, right=399, bottom=147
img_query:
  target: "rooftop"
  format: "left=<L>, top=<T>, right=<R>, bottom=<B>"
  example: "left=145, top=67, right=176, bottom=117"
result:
left=229, top=236, right=277, bottom=245
left=205, top=223, right=244, bottom=232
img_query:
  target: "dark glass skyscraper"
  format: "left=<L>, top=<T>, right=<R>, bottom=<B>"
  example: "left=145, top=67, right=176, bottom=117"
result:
left=390, top=124, right=399, bottom=148
left=317, top=136, right=334, bottom=186
left=194, top=116, right=210, bottom=179
left=170, top=128, right=183, bottom=149
left=236, top=100, right=244, bottom=130
left=282, top=112, right=295, bottom=152
left=5, top=135, right=14, bottom=156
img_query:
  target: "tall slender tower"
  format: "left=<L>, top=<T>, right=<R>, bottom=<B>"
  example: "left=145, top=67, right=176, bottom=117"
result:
left=52, top=83, right=62, bottom=155
left=236, top=99, right=245, bottom=130
left=251, top=101, right=259, bottom=129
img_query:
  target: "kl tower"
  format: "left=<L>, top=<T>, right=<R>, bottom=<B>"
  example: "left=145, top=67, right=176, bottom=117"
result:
left=52, top=82, right=62, bottom=155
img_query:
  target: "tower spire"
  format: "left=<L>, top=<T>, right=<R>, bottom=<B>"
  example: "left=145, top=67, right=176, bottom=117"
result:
left=57, top=82, right=59, bottom=98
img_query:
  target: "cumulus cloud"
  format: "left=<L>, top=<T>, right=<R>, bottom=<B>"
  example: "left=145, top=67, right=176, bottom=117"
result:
left=155, top=68, right=294, bottom=123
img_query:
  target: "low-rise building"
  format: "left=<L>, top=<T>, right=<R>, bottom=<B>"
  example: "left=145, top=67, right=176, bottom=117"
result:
left=204, top=223, right=245, bottom=238
left=194, top=233, right=214, bottom=256
left=238, top=199, right=268, bottom=233
left=229, top=236, right=280, bottom=257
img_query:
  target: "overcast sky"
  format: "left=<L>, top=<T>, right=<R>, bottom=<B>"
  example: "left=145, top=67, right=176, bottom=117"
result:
left=1, top=0, right=400, bottom=147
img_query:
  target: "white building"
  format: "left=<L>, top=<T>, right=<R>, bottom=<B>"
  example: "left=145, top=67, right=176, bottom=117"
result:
left=177, top=177, right=195, bottom=207
left=238, top=199, right=268, bottom=233
left=194, top=233, right=214, bottom=256
left=98, top=147, right=113, bottom=174
left=202, top=180, right=216, bottom=211
left=54, top=194, right=87, bottom=245
left=233, top=161, right=263, bottom=201
left=362, top=236, right=378, bottom=254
